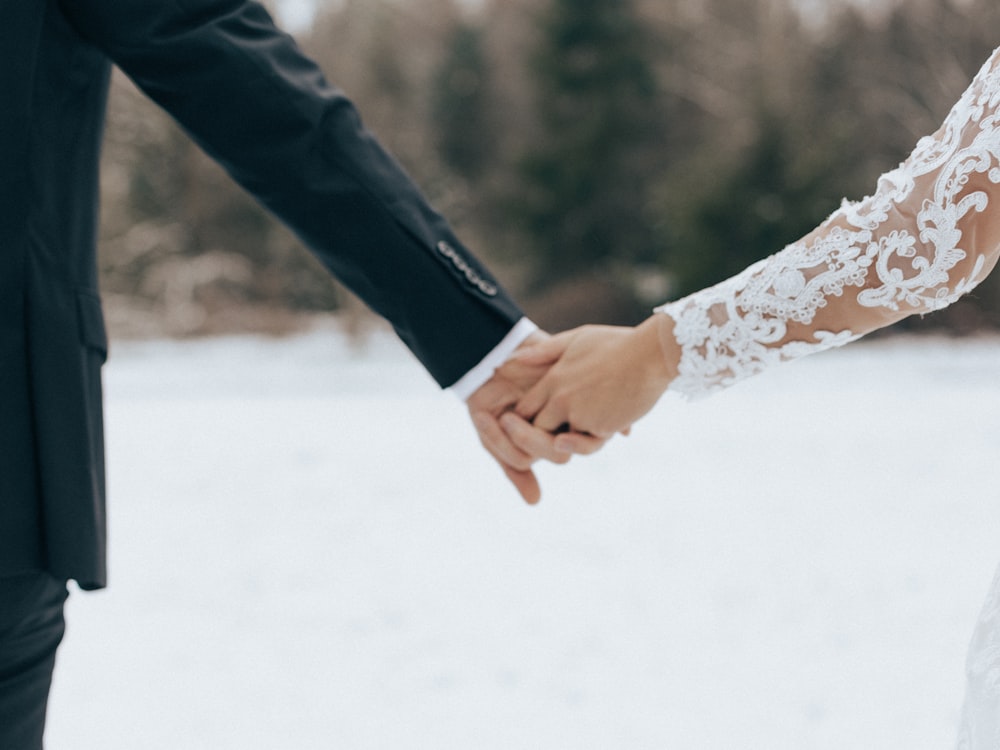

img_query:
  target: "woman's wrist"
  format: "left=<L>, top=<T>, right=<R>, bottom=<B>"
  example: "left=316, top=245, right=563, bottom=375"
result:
left=634, top=314, right=678, bottom=396
left=641, top=313, right=679, bottom=383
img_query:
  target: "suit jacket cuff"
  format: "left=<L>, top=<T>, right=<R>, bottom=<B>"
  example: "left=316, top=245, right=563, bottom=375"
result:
left=450, top=318, right=538, bottom=401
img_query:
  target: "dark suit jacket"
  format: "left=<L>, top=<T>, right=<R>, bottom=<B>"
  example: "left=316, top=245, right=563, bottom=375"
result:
left=0, top=0, right=522, bottom=590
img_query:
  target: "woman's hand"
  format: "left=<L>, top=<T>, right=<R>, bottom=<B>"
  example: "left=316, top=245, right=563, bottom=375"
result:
left=510, top=315, right=679, bottom=445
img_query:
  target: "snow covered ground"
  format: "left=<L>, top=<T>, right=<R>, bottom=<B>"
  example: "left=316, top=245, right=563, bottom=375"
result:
left=44, top=328, right=1000, bottom=749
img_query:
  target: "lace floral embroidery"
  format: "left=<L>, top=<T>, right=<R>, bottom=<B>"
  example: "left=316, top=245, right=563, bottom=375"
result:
left=657, top=47, right=1000, bottom=399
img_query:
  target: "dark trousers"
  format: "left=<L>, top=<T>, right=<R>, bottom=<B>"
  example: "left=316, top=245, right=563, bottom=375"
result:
left=0, top=572, right=68, bottom=750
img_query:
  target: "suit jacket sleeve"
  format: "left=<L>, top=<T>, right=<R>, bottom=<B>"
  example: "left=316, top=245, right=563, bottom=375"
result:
left=58, top=0, right=524, bottom=388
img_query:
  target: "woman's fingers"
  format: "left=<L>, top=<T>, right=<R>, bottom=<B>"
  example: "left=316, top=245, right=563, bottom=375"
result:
left=513, top=377, right=551, bottom=423
left=510, top=331, right=573, bottom=367
left=530, top=396, right=571, bottom=435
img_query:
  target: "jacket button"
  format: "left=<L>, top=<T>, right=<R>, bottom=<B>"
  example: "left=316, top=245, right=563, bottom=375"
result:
left=436, top=241, right=498, bottom=297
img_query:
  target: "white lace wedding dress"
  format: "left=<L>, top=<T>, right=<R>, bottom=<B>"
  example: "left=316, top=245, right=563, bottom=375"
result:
left=655, top=47, right=1000, bottom=747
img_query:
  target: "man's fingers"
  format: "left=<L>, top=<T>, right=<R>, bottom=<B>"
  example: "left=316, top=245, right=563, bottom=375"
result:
left=553, top=432, right=607, bottom=456
left=471, top=412, right=534, bottom=472
left=471, top=411, right=543, bottom=503
left=502, top=464, right=541, bottom=505
left=499, top=412, right=571, bottom=465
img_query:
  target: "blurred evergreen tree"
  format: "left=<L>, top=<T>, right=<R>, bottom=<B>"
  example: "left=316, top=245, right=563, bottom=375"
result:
left=513, top=0, right=666, bottom=288
left=432, top=23, right=496, bottom=182
left=656, top=0, right=840, bottom=299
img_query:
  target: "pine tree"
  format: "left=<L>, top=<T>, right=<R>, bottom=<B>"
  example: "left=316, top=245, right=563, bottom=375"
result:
left=432, top=22, right=496, bottom=182
left=515, top=0, right=665, bottom=284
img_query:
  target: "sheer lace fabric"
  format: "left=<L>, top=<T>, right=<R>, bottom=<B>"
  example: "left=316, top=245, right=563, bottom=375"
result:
left=657, top=47, right=1000, bottom=399
left=656, top=48, right=1000, bottom=748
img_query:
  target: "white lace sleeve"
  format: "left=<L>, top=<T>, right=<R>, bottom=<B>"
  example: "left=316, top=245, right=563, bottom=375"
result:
left=657, top=47, right=1000, bottom=399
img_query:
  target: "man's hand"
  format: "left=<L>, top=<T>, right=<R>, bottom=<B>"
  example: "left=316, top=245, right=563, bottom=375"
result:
left=467, top=332, right=605, bottom=504
left=512, top=316, right=678, bottom=443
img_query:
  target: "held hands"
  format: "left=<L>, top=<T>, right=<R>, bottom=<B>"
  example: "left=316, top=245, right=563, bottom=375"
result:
left=513, top=315, right=677, bottom=442
left=467, top=332, right=607, bottom=504
left=468, top=316, right=679, bottom=503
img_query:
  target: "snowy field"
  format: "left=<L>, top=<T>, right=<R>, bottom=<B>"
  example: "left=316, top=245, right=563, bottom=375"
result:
left=44, top=328, right=1000, bottom=750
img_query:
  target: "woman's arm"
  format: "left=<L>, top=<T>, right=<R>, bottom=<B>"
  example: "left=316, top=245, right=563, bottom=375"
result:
left=514, top=46, right=1000, bottom=438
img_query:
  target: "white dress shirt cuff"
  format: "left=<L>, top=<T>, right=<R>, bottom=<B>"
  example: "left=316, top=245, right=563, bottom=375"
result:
left=450, top=317, right=539, bottom=401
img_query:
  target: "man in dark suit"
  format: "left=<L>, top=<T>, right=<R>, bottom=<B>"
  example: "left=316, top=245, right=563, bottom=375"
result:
left=0, top=1, right=591, bottom=746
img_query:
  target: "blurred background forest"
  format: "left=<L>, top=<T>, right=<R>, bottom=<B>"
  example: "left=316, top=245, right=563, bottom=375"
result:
left=97, top=0, right=1000, bottom=339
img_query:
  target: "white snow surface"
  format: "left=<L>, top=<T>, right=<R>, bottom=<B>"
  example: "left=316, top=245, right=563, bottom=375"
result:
left=45, top=329, right=1000, bottom=749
